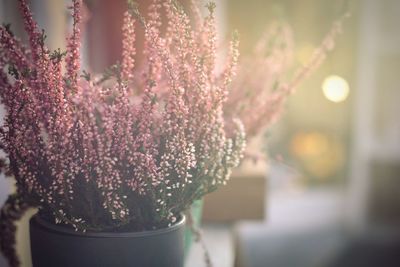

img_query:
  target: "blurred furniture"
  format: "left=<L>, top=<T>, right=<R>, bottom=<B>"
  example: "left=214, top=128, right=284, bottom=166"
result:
left=234, top=223, right=400, bottom=267
left=202, top=158, right=267, bottom=222
left=233, top=188, right=345, bottom=267
left=202, top=134, right=268, bottom=222
left=369, top=162, right=400, bottom=225
left=233, top=224, right=346, bottom=267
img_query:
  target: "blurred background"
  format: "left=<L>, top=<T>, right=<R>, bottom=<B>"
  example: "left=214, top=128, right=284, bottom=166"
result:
left=0, top=0, right=399, bottom=266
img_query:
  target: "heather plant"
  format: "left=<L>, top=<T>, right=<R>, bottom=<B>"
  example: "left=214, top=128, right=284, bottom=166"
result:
left=0, top=0, right=246, bottom=265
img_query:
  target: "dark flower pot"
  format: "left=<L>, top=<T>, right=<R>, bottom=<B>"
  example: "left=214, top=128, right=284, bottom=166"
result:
left=29, top=214, right=185, bottom=267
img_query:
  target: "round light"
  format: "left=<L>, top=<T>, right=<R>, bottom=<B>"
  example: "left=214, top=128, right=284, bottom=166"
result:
left=322, top=75, right=349, bottom=103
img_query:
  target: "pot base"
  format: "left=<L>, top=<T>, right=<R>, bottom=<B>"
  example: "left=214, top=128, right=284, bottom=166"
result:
left=30, top=214, right=185, bottom=267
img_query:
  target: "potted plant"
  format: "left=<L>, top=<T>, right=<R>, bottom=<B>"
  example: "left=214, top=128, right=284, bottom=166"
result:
left=0, top=0, right=245, bottom=266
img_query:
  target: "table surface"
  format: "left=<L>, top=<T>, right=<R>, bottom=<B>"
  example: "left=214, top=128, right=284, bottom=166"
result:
left=185, top=224, right=234, bottom=267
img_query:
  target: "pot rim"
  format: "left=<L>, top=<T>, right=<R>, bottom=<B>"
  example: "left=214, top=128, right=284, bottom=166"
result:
left=31, top=213, right=186, bottom=238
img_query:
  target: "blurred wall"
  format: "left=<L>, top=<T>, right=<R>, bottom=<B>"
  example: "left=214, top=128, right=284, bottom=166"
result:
left=348, top=0, right=400, bottom=231
left=86, top=0, right=227, bottom=73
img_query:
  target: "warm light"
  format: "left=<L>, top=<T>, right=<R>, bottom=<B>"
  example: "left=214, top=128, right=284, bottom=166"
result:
left=297, top=43, right=315, bottom=65
left=322, top=75, right=349, bottom=103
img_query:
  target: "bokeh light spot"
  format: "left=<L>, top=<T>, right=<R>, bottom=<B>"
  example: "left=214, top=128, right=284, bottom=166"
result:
left=322, top=75, right=349, bottom=103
